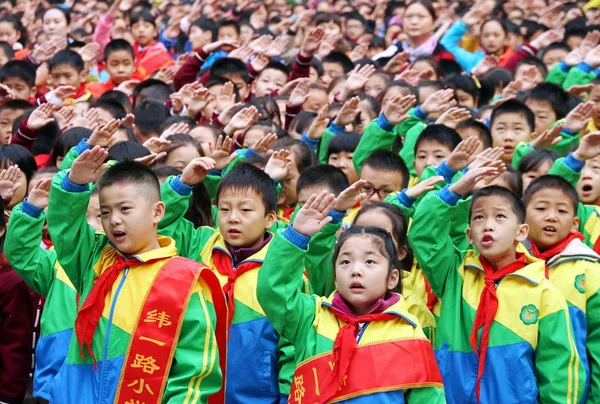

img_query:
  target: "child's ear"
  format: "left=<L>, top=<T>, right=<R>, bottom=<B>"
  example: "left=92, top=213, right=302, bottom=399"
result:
left=153, top=201, right=166, bottom=224
left=397, top=245, right=408, bottom=261
left=265, top=210, right=277, bottom=229
left=29, top=86, right=36, bottom=99
left=571, top=215, right=581, bottom=233
left=530, top=131, right=537, bottom=141
left=516, top=223, right=529, bottom=242
left=277, top=188, right=287, bottom=205
left=387, top=268, right=400, bottom=291
left=466, top=227, right=473, bottom=244
left=80, top=70, right=88, bottom=82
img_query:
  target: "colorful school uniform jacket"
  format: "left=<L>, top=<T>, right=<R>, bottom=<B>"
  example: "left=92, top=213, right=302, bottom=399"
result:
left=134, top=41, right=175, bottom=80
left=158, top=175, right=294, bottom=403
left=409, top=189, right=586, bottom=403
left=257, top=230, right=446, bottom=403
left=4, top=202, right=78, bottom=400
left=46, top=171, right=224, bottom=404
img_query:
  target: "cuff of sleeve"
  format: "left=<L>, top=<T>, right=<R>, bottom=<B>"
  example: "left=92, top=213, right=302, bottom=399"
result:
left=565, top=153, right=585, bottom=172
left=170, top=175, right=194, bottom=195
left=296, top=52, right=313, bottom=65
left=208, top=169, right=222, bottom=176
left=283, top=225, right=311, bottom=250
left=21, top=199, right=44, bottom=218
left=561, top=127, right=577, bottom=137
left=246, top=147, right=261, bottom=160
left=376, top=113, right=395, bottom=132
left=196, top=49, right=209, bottom=62
left=301, top=133, right=320, bottom=151
left=559, top=61, right=571, bottom=72
left=77, top=138, right=93, bottom=155
left=19, top=120, right=38, bottom=140
left=437, top=185, right=461, bottom=206
left=413, top=105, right=428, bottom=120
left=328, top=122, right=344, bottom=136
left=577, top=62, right=593, bottom=74
left=595, top=67, right=600, bottom=77
left=435, top=161, right=458, bottom=183
left=328, top=209, right=346, bottom=224
left=397, top=189, right=416, bottom=207
left=62, top=173, right=90, bottom=192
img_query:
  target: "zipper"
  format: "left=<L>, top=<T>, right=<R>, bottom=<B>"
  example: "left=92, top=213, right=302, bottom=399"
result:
left=356, top=322, right=370, bottom=343
left=98, top=267, right=129, bottom=403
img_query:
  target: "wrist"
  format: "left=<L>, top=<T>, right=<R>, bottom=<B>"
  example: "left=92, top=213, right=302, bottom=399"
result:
left=440, top=184, right=463, bottom=205
left=285, top=223, right=311, bottom=249
left=569, top=152, right=586, bottom=170
left=22, top=198, right=44, bottom=217
left=171, top=174, right=195, bottom=194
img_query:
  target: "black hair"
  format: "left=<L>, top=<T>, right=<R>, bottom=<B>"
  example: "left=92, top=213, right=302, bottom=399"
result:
left=311, top=57, right=323, bottom=76
left=334, top=225, right=401, bottom=292
left=444, top=74, right=480, bottom=107
left=322, top=52, right=354, bottom=74
left=438, top=59, right=464, bottom=78
left=133, top=100, right=170, bottom=135
left=522, top=175, right=579, bottom=212
left=47, top=127, right=91, bottom=167
left=480, top=67, right=513, bottom=105
left=521, top=20, right=545, bottom=42
left=133, top=79, right=172, bottom=105
left=107, top=141, right=151, bottom=161
left=405, top=0, right=436, bottom=19
left=43, top=6, right=71, bottom=26
left=130, top=9, right=156, bottom=27
left=0, top=60, right=36, bottom=87
left=498, top=165, right=523, bottom=197
left=272, top=137, right=315, bottom=175
left=103, top=39, right=135, bottom=61
left=0, top=15, right=26, bottom=48
left=160, top=115, right=197, bottom=132
left=355, top=93, right=381, bottom=118
left=48, top=49, right=85, bottom=73
left=0, top=144, right=36, bottom=184
left=381, top=80, right=417, bottom=100
left=97, top=90, right=132, bottom=113
left=249, top=97, right=282, bottom=126
left=210, top=57, right=250, bottom=84
left=327, top=132, right=361, bottom=158
left=258, top=61, right=289, bottom=79
left=312, top=12, right=342, bottom=27
left=414, top=124, right=462, bottom=156
left=33, top=166, right=59, bottom=177
left=417, top=80, right=444, bottom=103
left=216, top=163, right=277, bottom=213
left=518, top=149, right=559, bottom=174
left=362, top=150, right=409, bottom=189
left=289, top=111, right=317, bottom=136
left=481, top=17, right=508, bottom=37
left=93, top=99, right=127, bottom=120
left=456, top=120, right=493, bottom=149
left=540, top=42, right=572, bottom=60
left=0, top=99, right=33, bottom=114
left=0, top=41, right=13, bottom=61
left=411, top=55, right=441, bottom=78
left=191, top=17, right=218, bottom=41
left=523, top=82, right=569, bottom=119
left=471, top=185, right=526, bottom=223
left=490, top=99, right=535, bottom=132
left=97, top=160, right=160, bottom=201
left=296, top=164, right=349, bottom=197
left=217, top=19, right=240, bottom=36
left=344, top=11, right=366, bottom=25
left=516, top=57, right=548, bottom=79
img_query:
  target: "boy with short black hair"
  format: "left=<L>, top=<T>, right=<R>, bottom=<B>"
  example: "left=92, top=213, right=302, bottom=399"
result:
left=523, top=82, right=569, bottom=134
left=209, top=57, right=251, bottom=101
left=87, top=39, right=137, bottom=99
left=413, top=124, right=463, bottom=179
left=0, top=59, right=36, bottom=101
left=46, top=151, right=227, bottom=402
left=457, top=119, right=493, bottom=150
left=361, top=150, right=410, bottom=205
left=490, top=99, right=536, bottom=163
left=253, top=61, right=289, bottom=98
left=47, top=49, right=93, bottom=104
left=132, top=99, right=170, bottom=142
left=217, top=20, right=240, bottom=43
left=410, top=167, right=585, bottom=403
left=0, top=99, right=32, bottom=144
left=321, top=52, right=354, bottom=86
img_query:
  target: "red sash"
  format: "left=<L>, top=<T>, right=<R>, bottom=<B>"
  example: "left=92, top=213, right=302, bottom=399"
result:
left=114, top=257, right=228, bottom=404
left=289, top=339, right=443, bottom=403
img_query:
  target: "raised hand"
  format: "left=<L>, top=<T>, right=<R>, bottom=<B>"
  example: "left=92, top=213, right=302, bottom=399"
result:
left=446, top=136, right=482, bottom=171
left=180, top=157, right=217, bottom=186
left=501, top=79, right=523, bottom=100
left=530, top=29, right=564, bottom=51
left=249, top=34, right=273, bottom=54
left=47, top=85, right=76, bottom=105
left=531, top=124, right=563, bottom=149
left=155, top=68, right=175, bottom=85
left=306, top=104, right=329, bottom=140
left=203, top=135, right=236, bottom=171
left=421, top=89, right=456, bottom=115
left=472, top=54, right=498, bottom=77
left=88, top=119, right=121, bottom=148
left=264, top=149, right=292, bottom=181
left=77, top=42, right=100, bottom=63
left=170, top=93, right=184, bottom=115
left=565, top=101, right=594, bottom=133
left=287, top=78, right=310, bottom=108
left=142, top=137, right=171, bottom=154
left=115, top=80, right=140, bottom=96
left=383, top=94, right=417, bottom=125
left=203, top=40, right=239, bottom=55
left=383, top=51, right=410, bottom=74
left=228, top=45, right=253, bottom=63
left=449, top=166, right=499, bottom=197
left=178, top=81, right=203, bottom=106
left=334, top=180, right=368, bottom=211
left=468, top=147, right=504, bottom=169
left=349, top=44, right=368, bottom=62
left=0, top=165, right=20, bottom=204
left=72, top=107, right=100, bottom=128
left=567, top=83, right=593, bottom=99
left=160, top=122, right=190, bottom=139
left=135, top=152, right=167, bottom=167
left=584, top=45, right=600, bottom=67
left=31, top=39, right=58, bottom=63
left=405, top=176, right=445, bottom=200
left=250, top=52, right=270, bottom=73
left=215, top=81, right=236, bottom=114
left=573, top=132, right=600, bottom=161
left=301, top=27, right=325, bottom=57
left=218, top=102, right=244, bottom=126
left=55, top=106, right=76, bottom=132
left=0, top=83, right=14, bottom=101
left=224, top=106, right=261, bottom=136
left=340, top=64, right=376, bottom=100
left=69, top=146, right=109, bottom=185
left=292, top=190, right=337, bottom=237
left=436, top=107, right=472, bottom=129
left=266, top=35, right=289, bottom=58
left=27, top=177, right=51, bottom=209
left=250, top=132, right=278, bottom=158
left=187, top=87, right=210, bottom=118
left=27, top=103, right=55, bottom=130
left=334, top=96, right=360, bottom=127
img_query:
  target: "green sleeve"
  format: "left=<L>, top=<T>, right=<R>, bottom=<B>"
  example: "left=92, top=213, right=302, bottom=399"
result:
left=5, top=204, right=57, bottom=297
left=257, top=232, right=318, bottom=349
left=408, top=190, right=466, bottom=297
left=204, top=174, right=220, bottom=201
left=163, top=290, right=222, bottom=402
left=404, top=386, right=446, bottom=403
left=587, top=287, right=600, bottom=403
left=46, top=170, right=106, bottom=294
left=564, top=65, right=597, bottom=90
left=548, top=155, right=580, bottom=188
left=384, top=192, right=415, bottom=220
left=535, top=304, right=586, bottom=403
left=277, top=335, right=294, bottom=398
left=158, top=176, right=216, bottom=260
left=318, top=128, right=336, bottom=164
left=512, top=143, right=534, bottom=169
left=549, top=129, right=580, bottom=156
left=353, top=119, right=397, bottom=174
left=59, top=144, right=82, bottom=170
left=304, top=221, right=340, bottom=296
left=546, top=63, right=569, bottom=86
left=222, top=153, right=246, bottom=176
left=449, top=198, right=472, bottom=253
left=400, top=122, right=427, bottom=178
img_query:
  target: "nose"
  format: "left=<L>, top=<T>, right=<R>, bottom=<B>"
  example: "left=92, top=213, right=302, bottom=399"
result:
left=110, top=213, right=122, bottom=226
left=370, top=192, right=382, bottom=203
left=350, top=262, right=363, bottom=277
left=228, top=210, right=240, bottom=224
left=425, top=156, right=438, bottom=168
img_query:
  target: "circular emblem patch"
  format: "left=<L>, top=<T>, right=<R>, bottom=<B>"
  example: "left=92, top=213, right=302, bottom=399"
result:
left=575, top=274, right=586, bottom=294
left=520, top=304, right=539, bottom=325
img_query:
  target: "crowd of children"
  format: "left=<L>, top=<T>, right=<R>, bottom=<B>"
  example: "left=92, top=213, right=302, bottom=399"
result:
left=4, top=0, right=600, bottom=403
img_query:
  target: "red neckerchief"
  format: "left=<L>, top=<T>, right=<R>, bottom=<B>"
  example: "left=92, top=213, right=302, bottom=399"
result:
left=319, top=293, right=399, bottom=403
left=530, top=232, right=585, bottom=278
left=74, top=255, right=162, bottom=369
left=470, top=253, right=527, bottom=402
left=213, top=249, right=262, bottom=329
left=73, top=83, right=87, bottom=99
left=593, top=236, right=600, bottom=256
left=281, top=206, right=296, bottom=220
left=424, top=278, right=438, bottom=312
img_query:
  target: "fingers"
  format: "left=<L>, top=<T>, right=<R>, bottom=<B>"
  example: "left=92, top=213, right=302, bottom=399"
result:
left=35, top=178, right=52, bottom=191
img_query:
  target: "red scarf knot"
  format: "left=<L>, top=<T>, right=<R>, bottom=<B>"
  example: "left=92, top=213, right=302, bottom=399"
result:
left=531, top=232, right=585, bottom=278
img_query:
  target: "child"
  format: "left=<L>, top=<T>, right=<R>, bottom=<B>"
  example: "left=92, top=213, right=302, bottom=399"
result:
left=158, top=162, right=295, bottom=403
left=360, top=150, right=410, bottom=205
left=0, top=197, right=33, bottom=404
left=0, top=60, right=36, bottom=101
left=0, top=144, right=37, bottom=209
left=522, top=83, right=569, bottom=135
left=87, top=39, right=137, bottom=99
left=0, top=99, right=33, bottom=145
left=413, top=125, right=462, bottom=180
left=132, top=100, right=170, bottom=142
left=46, top=153, right=227, bottom=403
left=257, top=191, right=445, bottom=402
left=490, top=99, right=535, bottom=163
left=523, top=175, right=600, bottom=400
left=321, top=52, right=354, bottom=87
left=47, top=49, right=93, bottom=104
left=253, top=62, right=289, bottom=98
left=209, top=58, right=251, bottom=102
left=327, top=132, right=360, bottom=184
left=410, top=168, right=585, bottom=402
left=130, top=10, right=174, bottom=80
left=518, top=149, right=559, bottom=191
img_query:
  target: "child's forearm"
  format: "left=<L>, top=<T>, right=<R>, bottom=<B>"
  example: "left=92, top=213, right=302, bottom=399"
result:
left=5, top=203, right=57, bottom=297
left=304, top=219, right=342, bottom=297
left=353, top=116, right=397, bottom=174
left=546, top=62, right=569, bottom=87
left=563, top=62, right=597, bottom=89
left=317, top=127, right=337, bottom=164
left=511, top=142, right=534, bottom=169
left=400, top=120, right=427, bottom=178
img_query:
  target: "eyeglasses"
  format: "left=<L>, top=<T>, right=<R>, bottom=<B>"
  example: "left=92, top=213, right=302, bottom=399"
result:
left=361, top=185, right=394, bottom=198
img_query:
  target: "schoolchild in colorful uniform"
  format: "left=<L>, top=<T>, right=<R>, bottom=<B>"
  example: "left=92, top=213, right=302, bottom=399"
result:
left=257, top=190, right=446, bottom=404
left=46, top=150, right=227, bottom=404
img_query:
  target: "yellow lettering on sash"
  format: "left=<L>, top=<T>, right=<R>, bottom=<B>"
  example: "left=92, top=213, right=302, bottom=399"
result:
left=124, top=400, right=146, bottom=404
left=144, top=309, right=172, bottom=328
left=328, top=361, right=335, bottom=371
left=130, top=354, right=161, bottom=375
left=312, top=367, right=320, bottom=396
left=293, top=375, right=306, bottom=403
left=126, top=378, right=154, bottom=395
left=138, top=336, right=166, bottom=346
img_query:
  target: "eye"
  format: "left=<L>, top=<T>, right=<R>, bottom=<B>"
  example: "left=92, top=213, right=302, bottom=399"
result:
left=535, top=207, right=545, bottom=211
left=101, top=211, right=109, bottom=216
left=219, top=208, right=229, bottom=212
left=496, top=214, right=506, bottom=219
left=121, top=207, right=131, bottom=212
left=559, top=209, right=568, bottom=214
left=340, top=259, right=350, bottom=265
left=366, top=259, right=375, bottom=264
left=474, top=215, right=483, bottom=220
left=242, top=208, right=252, bottom=212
